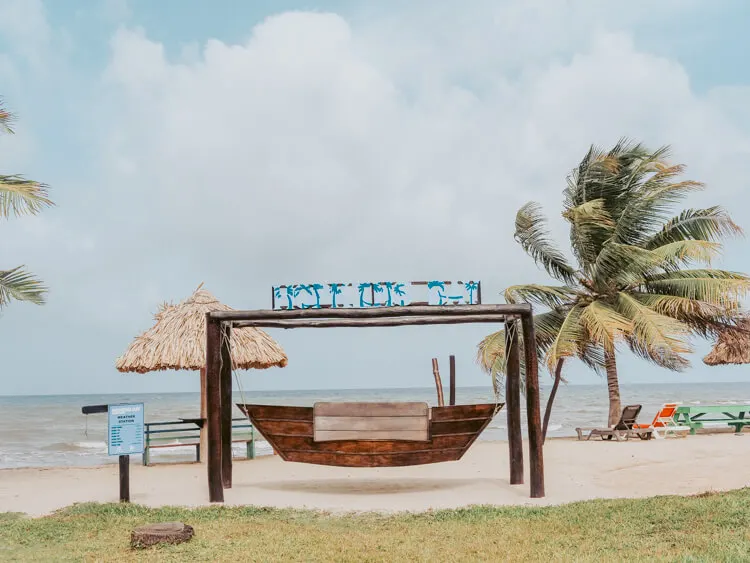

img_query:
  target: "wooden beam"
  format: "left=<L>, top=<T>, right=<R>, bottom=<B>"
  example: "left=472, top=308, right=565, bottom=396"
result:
left=449, top=355, right=456, bottom=406
left=431, top=358, right=445, bottom=407
left=220, top=322, right=233, bottom=489
left=210, top=303, right=531, bottom=322
left=231, top=314, right=510, bottom=329
left=205, top=316, right=224, bottom=503
left=505, top=320, right=523, bottom=485
left=199, top=367, right=207, bottom=465
left=521, top=313, right=545, bottom=498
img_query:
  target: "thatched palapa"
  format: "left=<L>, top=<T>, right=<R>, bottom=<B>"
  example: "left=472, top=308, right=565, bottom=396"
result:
left=116, top=285, right=288, bottom=373
left=703, top=319, right=750, bottom=366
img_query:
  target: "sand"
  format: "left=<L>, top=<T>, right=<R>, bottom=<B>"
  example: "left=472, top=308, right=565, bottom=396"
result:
left=1, top=435, right=749, bottom=517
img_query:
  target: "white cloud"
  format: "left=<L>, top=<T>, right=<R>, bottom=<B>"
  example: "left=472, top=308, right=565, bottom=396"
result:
left=1, top=1, right=750, bottom=394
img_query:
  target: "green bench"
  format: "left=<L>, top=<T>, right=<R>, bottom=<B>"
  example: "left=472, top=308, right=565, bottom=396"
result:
left=143, top=417, right=255, bottom=466
left=673, top=405, right=750, bottom=435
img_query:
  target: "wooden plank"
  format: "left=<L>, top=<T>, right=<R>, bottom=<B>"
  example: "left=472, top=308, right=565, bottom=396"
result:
left=253, top=420, right=313, bottom=436
left=313, top=402, right=428, bottom=417
left=234, top=315, right=510, bottom=329
left=270, top=434, right=473, bottom=453
left=211, top=304, right=531, bottom=322
left=430, top=404, right=498, bottom=421
left=314, top=429, right=429, bottom=442
left=238, top=405, right=313, bottom=421
left=314, top=416, right=429, bottom=432
left=431, top=418, right=493, bottom=436
left=284, top=449, right=464, bottom=467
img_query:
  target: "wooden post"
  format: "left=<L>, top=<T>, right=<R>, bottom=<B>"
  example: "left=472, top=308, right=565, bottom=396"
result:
left=449, top=355, right=456, bottom=406
left=119, top=455, right=130, bottom=502
left=199, top=367, right=207, bottom=465
left=521, top=313, right=545, bottom=498
left=220, top=322, right=233, bottom=489
left=431, top=358, right=445, bottom=407
left=505, top=320, right=523, bottom=485
left=205, top=315, right=224, bottom=503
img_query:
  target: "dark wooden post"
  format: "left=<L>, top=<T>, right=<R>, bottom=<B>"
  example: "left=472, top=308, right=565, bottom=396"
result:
left=521, top=313, right=545, bottom=498
left=505, top=319, right=523, bottom=485
left=205, top=315, right=224, bottom=503
left=119, top=455, right=130, bottom=502
left=449, top=355, right=456, bottom=406
left=220, top=322, right=233, bottom=489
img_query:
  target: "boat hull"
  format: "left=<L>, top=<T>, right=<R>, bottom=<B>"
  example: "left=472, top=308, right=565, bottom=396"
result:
left=236, top=403, right=502, bottom=467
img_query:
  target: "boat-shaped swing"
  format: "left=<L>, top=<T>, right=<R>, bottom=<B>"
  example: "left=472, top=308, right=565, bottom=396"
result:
left=237, top=359, right=502, bottom=468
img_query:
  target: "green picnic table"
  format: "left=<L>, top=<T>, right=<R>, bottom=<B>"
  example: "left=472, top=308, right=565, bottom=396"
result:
left=673, top=405, right=750, bottom=435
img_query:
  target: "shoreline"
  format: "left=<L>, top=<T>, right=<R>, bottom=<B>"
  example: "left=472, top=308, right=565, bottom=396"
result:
left=2, top=435, right=749, bottom=517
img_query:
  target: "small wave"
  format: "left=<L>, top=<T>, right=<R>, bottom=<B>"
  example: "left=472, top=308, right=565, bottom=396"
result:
left=546, top=424, right=563, bottom=432
left=73, top=441, right=107, bottom=450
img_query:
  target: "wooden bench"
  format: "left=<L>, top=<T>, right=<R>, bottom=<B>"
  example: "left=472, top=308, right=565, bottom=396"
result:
left=313, top=402, right=430, bottom=442
left=143, top=417, right=255, bottom=465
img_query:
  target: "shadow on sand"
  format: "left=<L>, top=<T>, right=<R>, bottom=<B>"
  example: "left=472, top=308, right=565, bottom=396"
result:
left=238, top=477, right=509, bottom=496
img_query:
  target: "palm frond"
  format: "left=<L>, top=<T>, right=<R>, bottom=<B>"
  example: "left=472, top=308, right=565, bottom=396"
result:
left=0, top=175, right=54, bottom=218
left=579, top=301, right=632, bottom=352
left=613, top=175, right=704, bottom=246
left=504, top=284, right=577, bottom=310
left=630, top=292, right=738, bottom=337
left=544, top=305, right=584, bottom=373
left=0, top=266, right=47, bottom=307
left=644, top=207, right=743, bottom=249
left=650, top=240, right=722, bottom=269
left=592, top=242, right=664, bottom=287
left=514, top=202, right=577, bottom=284
left=616, top=292, right=693, bottom=358
left=643, top=269, right=750, bottom=308
left=0, top=100, right=14, bottom=134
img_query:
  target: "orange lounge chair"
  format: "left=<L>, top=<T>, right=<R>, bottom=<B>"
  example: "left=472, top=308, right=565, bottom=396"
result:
left=633, top=403, right=690, bottom=438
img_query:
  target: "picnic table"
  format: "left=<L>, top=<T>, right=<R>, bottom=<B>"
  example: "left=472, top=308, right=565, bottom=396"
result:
left=673, top=405, right=750, bottom=435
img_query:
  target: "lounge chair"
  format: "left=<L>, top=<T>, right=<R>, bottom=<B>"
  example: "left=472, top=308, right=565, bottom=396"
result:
left=633, top=403, right=690, bottom=438
left=575, top=404, right=653, bottom=441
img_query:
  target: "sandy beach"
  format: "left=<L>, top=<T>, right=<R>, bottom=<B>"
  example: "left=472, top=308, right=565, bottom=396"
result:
left=1, top=434, right=748, bottom=517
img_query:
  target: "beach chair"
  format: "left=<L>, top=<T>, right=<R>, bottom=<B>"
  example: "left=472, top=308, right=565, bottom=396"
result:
left=575, top=404, right=653, bottom=441
left=633, top=403, right=690, bottom=438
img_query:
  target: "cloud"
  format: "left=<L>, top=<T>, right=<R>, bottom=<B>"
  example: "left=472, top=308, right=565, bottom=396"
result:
left=1, top=1, right=749, bottom=395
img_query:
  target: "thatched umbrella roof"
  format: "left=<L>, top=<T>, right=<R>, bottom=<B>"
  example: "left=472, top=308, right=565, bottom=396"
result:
left=116, top=285, right=288, bottom=373
left=703, top=319, right=750, bottom=366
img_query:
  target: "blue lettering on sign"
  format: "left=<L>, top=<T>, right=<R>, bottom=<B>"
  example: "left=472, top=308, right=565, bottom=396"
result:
left=108, top=403, right=144, bottom=456
left=271, top=280, right=481, bottom=310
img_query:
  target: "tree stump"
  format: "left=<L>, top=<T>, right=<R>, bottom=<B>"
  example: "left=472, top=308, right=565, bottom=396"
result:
left=131, top=522, right=194, bottom=549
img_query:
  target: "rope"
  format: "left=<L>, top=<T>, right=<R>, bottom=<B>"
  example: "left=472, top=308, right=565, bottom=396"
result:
left=218, top=325, right=251, bottom=421
left=493, top=318, right=517, bottom=403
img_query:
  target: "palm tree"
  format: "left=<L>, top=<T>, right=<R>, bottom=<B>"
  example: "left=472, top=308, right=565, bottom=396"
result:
left=478, top=140, right=750, bottom=428
left=0, top=100, right=54, bottom=309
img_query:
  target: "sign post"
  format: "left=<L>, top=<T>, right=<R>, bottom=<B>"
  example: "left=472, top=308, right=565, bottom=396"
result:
left=107, top=403, right=144, bottom=503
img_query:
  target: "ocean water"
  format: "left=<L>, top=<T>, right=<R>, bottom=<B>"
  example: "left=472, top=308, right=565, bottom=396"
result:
left=1, top=382, right=750, bottom=469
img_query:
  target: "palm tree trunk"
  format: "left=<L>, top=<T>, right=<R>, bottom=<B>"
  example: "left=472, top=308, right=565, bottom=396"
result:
left=605, top=348, right=621, bottom=427
left=542, top=359, right=564, bottom=444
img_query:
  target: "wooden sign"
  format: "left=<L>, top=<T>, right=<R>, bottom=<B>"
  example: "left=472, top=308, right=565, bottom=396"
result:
left=271, top=280, right=481, bottom=310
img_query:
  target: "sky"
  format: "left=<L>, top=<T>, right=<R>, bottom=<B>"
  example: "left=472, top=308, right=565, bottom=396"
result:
left=1, top=0, right=750, bottom=397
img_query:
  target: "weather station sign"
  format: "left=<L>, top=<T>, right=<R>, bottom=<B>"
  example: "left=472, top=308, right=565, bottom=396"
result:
left=108, top=403, right=144, bottom=456
left=272, top=280, right=481, bottom=310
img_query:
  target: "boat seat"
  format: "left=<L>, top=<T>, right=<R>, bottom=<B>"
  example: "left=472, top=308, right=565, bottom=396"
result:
left=313, top=402, right=430, bottom=442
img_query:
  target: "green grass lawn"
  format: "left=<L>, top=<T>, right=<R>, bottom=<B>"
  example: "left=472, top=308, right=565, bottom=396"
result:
left=2, top=489, right=750, bottom=562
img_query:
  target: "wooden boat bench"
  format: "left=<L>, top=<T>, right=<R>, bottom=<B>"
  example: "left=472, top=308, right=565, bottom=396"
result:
left=238, top=401, right=499, bottom=467
left=313, top=402, right=430, bottom=442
